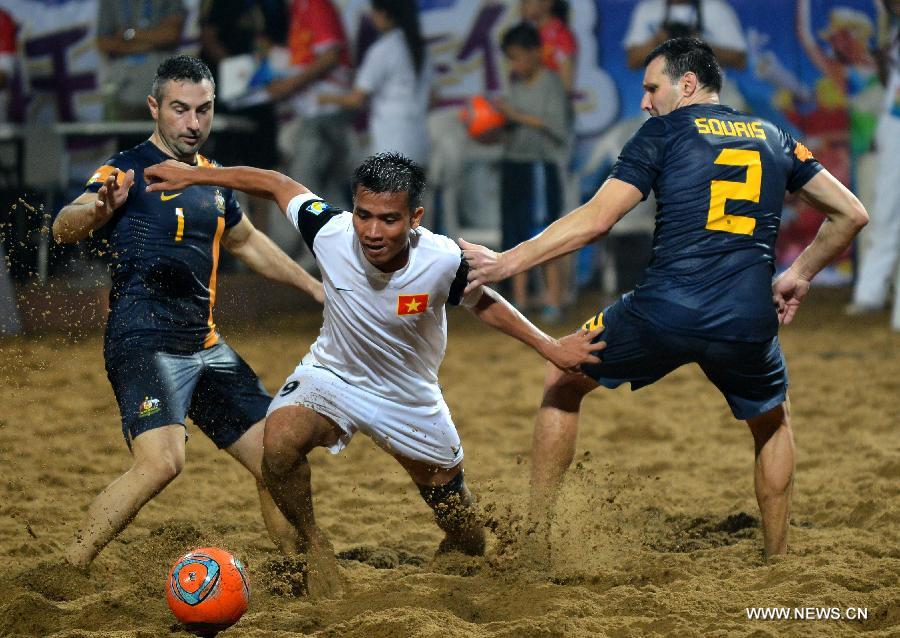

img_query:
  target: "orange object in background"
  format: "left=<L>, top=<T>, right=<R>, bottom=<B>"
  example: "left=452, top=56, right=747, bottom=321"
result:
left=459, top=95, right=507, bottom=142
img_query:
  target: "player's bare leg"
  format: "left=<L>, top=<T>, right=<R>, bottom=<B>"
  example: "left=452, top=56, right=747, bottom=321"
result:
left=746, top=400, right=794, bottom=558
left=226, top=419, right=300, bottom=554
left=527, top=363, right=597, bottom=564
left=261, top=405, right=345, bottom=598
left=65, top=424, right=186, bottom=569
left=395, top=455, right=486, bottom=556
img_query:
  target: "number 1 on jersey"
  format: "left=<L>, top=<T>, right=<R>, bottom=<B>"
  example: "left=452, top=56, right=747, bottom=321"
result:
left=175, top=207, right=185, bottom=241
left=707, top=149, right=760, bottom=236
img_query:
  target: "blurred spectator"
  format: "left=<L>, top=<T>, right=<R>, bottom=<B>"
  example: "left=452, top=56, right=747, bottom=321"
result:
left=521, top=0, right=577, bottom=93
left=0, top=7, right=19, bottom=334
left=849, top=0, right=900, bottom=330
left=199, top=0, right=286, bottom=171
left=0, top=8, right=14, bottom=111
left=319, top=0, right=431, bottom=167
left=522, top=0, right=578, bottom=308
left=200, top=0, right=286, bottom=65
left=623, top=0, right=747, bottom=71
left=267, top=0, right=352, bottom=206
left=497, top=23, right=569, bottom=323
left=198, top=0, right=288, bottom=244
left=96, top=0, right=187, bottom=120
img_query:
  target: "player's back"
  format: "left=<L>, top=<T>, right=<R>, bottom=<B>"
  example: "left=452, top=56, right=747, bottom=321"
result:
left=612, top=103, right=821, bottom=342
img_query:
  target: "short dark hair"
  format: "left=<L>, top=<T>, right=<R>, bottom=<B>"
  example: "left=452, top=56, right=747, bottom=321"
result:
left=643, top=37, right=722, bottom=93
left=501, top=22, right=542, bottom=52
left=351, top=152, right=427, bottom=210
left=152, top=55, right=216, bottom=102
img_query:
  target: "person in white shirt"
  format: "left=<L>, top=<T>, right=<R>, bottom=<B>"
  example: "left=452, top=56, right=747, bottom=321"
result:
left=849, top=0, right=900, bottom=330
left=143, top=152, right=604, bottom=597
left=319, top=0, right=431, bottom=166
left=623, top=0, right=747, bottom=71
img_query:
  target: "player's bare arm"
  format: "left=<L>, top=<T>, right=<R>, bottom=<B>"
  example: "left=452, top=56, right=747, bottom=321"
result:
left=460, top=178, right=642, bottom=293
left=772, top=170, right=868, bottom=324
left=222, top=216, right=325, bottom=304
left=145, top=161, right=323, bottom=303
left=468, top=287, right=604, bottom=374
left=144, top=160, right=309, bottom=214
left=53, top=168, right=135, bottom=244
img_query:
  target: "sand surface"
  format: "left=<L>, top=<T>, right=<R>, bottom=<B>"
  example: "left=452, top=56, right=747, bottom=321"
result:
left=1, top=291, right=897, bottom=637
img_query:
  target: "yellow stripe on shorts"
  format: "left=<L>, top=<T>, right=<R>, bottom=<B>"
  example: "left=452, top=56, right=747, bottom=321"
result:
left=583, top=312, right=604, bottom=332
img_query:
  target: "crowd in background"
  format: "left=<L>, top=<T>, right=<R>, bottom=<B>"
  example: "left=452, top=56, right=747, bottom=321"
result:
left=0, top=0, right=898, bottom=329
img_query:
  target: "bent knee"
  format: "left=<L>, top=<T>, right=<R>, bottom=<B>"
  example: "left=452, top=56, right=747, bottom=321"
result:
left=747, top=402, right=792, bottom=445
left=541, top=362, right=595, bottom=412
left=262, top=407, right=324, bottom=476
left=134, top=450, right=184, bottom=485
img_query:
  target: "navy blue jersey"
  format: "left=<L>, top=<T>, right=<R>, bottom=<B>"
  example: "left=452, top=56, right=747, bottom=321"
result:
left=610, top=104, right=822, bottom=342
left=84, top=141, right=243, bottom=357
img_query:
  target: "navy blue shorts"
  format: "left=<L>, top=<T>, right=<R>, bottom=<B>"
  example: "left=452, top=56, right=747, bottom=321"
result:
left=579, top=300, right=787, bottom=420
left=105, top=342, right=271, bottom=448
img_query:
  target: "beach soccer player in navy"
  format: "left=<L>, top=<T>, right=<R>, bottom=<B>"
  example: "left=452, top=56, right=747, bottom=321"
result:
left=461, top=38, right=868, bottom=559
left=53, top=55, right=324, bottom=569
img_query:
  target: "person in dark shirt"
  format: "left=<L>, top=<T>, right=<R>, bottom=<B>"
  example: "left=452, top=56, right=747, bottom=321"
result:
left=199, top=0, right=286, bottom=171
left=461, top=38, right=869, bottom=559
left=53, top=55, right=323, bottom=569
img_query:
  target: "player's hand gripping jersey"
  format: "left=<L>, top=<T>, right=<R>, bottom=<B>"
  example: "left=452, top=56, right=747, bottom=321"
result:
left=85, top=142, right=243, bottom=357
left=610, top=104, right=823, bottom=341
left=286, top=193, right=473, bottom=406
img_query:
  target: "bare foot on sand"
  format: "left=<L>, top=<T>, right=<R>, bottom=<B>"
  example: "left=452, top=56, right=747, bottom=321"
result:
left=305, top=547, right=347, bottom=599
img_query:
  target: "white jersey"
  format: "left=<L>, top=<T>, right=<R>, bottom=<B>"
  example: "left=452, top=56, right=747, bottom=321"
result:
left=286, top=192, right=478, bottom=406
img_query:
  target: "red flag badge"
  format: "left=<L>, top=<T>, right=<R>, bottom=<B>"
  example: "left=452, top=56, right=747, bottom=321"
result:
left=397, top=293, right=429, bottom=315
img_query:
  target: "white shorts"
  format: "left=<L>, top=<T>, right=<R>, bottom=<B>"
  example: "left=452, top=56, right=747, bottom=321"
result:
left=267, top=356, right=463, bottom=469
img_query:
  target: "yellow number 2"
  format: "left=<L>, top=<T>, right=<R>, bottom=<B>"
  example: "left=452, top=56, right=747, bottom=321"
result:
left=706, top=149, right=760, bottom=236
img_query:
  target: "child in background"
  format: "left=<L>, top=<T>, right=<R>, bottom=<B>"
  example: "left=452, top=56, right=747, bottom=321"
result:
left=497, top=22, right=569, bottom=323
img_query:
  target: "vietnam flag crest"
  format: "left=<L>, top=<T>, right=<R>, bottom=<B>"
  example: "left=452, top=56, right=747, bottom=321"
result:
left=397, top=293, right=429, bottom=315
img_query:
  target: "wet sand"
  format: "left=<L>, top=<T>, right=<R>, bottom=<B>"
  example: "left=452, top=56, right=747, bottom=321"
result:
left=1, top=290, right=897, bottom=637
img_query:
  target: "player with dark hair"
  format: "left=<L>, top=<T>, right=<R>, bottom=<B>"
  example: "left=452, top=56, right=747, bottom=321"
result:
left=461, top=37, right=868, bottom=559
left=142, top=151, right=605, bottom=596
left=53, top=55, right=324, bottom=569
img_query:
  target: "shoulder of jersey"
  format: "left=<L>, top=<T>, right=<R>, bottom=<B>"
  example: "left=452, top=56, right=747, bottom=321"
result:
left=315, top=205, right=352, bottom=232
left=196, top=154, right=219, bottom=168
left=416, top=228, right=465, bottom=271
left=112, top=146, right=140, bottom=166
left=639, top=114, right=671, bottom=136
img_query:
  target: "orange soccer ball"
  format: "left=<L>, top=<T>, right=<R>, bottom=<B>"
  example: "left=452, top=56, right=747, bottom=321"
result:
left=166, top=547, right=250, bottom=636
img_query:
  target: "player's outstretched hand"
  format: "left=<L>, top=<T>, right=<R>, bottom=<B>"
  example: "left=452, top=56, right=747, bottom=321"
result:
left=548, top=327, right=606, bottom=374
left=96, top=168, right=134, bottom=222
left=459, top=238, right=507, bottom=294
left=144, top=160, right=197, bottom=193
left=772, top=267, right=811, bottom=325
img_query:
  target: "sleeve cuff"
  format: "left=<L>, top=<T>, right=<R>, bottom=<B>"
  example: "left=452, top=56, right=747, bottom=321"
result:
left=286, top=191, right=322, bottom=232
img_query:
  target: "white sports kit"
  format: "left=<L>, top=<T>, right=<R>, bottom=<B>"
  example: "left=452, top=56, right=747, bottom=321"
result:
left=267, top=192, right=481, bottom=468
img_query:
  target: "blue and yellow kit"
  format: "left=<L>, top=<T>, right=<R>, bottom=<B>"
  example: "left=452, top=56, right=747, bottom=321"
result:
left=85, top=141, right=243, bottom=359
left=610, top=104, right=823, bottom=343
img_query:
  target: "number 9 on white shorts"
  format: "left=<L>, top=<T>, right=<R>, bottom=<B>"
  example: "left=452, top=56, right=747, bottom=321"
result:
left=267, top=356, right=464, bottom=469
